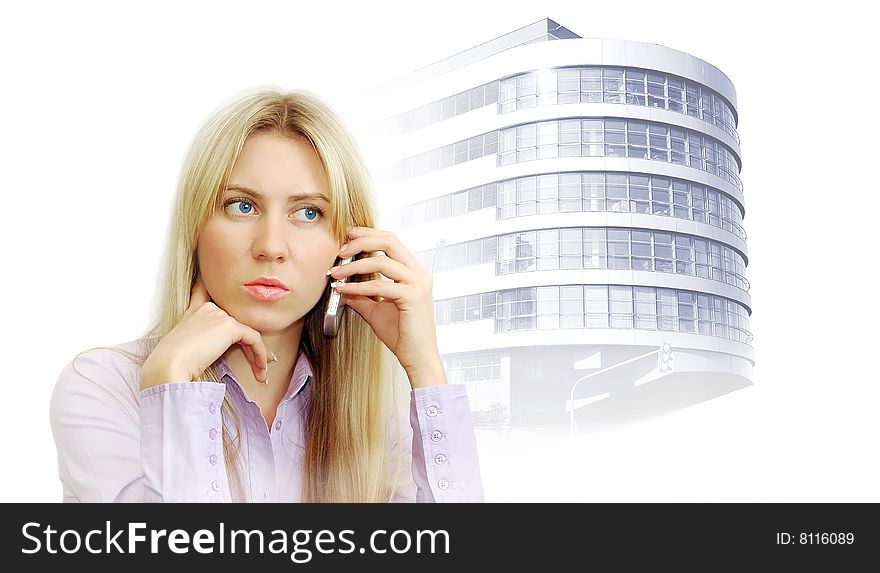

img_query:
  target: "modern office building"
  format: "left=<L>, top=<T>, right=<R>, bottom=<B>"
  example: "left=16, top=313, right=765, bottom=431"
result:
left=353, top=18, right=752, bottom=429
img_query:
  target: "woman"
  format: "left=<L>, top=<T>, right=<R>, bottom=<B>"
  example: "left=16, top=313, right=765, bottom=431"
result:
left=49, top=87, right=485, bottom=502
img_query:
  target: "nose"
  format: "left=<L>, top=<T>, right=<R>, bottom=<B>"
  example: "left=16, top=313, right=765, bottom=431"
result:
left=251, top=214, right=288, bottom=262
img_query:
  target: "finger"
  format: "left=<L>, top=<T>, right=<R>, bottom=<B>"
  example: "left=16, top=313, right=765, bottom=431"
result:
left=342, top=228, right=422, bottom=272
left=189, top=275, right=211, bottom=310
left=244, top=347, right=267, bottom=383
left=329, top=252, right=413, bottom=284
left=338, top=292, right=372, bottom=317
left=331, top=278, right=407, bottom=302
left=235, top=325, right=270, bottom=383
left=239, top=343, right=257, bottom=374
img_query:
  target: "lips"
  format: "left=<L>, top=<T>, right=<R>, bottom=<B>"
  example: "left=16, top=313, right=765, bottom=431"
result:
left=244, top=277, right=289, bottom=290
left=243, top=277, right=290, bottom=301
left=244, top=285, right=289, bottom=301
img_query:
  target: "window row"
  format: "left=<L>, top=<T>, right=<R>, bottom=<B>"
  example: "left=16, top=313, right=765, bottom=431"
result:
left=503, top=228, right=748, bottom=290
left=401, top=173, right=746, bottom=240
left=443, top=352, right=503, bottom=384
left=496, top=172, right=746, bottom=238
left=499, top=67, right=738, bottom=143
left=402, top=181, right=500, bottom=225
left=434, top=285, right=752, bottom=344
left=390, top=130, right=498, bottom=180
left=388, top=119, right=741, bottom=188
left=498, top=119, right=742, bottom=191
left=416, top=226, right=749, bottom=291
left=374, top=66, right=738, bottom=147
left=376, top=81, right=500, bottom=136
left=415, top=235, right=497, bottom=273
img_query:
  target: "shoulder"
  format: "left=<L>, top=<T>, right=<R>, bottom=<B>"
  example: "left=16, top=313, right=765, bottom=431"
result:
left=51, top=337, right=154, bottom=419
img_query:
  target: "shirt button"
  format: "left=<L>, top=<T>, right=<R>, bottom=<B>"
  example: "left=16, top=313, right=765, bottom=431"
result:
left=437, top=479, right=449, bottom=490
left=434, top=453, right=447, bottom=465
left=274, top=420, right=283, bottom=431
left=430, top=430, right=443, bottom=442
left=211, top=480, right=221, bottom=492
left=209, top=454, right=218, bottom=466
left=426, top=406, right=438, bottom=417
left=209, top=428, right=218, bottom=440
left=208, top=402, right=217, bottom=415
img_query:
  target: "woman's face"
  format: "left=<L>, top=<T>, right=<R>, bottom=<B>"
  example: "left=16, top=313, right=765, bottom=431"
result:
left=196, top=132, right=340, bottom=334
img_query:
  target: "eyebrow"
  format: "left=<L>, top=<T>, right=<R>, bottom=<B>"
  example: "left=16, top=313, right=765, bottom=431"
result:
left=224, top=185, right=330, bottom=203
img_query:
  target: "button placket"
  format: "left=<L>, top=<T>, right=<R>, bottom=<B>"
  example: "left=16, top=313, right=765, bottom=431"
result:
left=419, top=392, right=451, bottom=500
left=208, top=399, right=221, bottom=472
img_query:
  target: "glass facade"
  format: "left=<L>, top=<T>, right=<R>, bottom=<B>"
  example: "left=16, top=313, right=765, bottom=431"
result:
left=497, top=172, right=745, bottom=239
left=497, top=118, right=742, bottom=191
left=390, top=118, right=740, bottom=189
left=376, top=81, right=500, bottom=136
left=502, top=67, right=738, bottom=143
left=434, top=285, right=752, bottom=344
left=391, top=130, right=498, bottom=180
left=444, top=351, right=502, bottom=384
left=402, top=172, right=746, bottom=241
left=384, top=43, right=751, bottom=351
left=378, top=66, right=737, bottom=144
left=415, top=227, right=748, bottom=292
left=402, top=180, right=499, bottom=225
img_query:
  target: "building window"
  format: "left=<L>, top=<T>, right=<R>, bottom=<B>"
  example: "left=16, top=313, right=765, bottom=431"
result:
left=440, top=286, right=751, bottom=343
left=497, top=66, right=739, bottom=143
left=491, top=118, right=741, bottom=191
left=610, top=286, right=634, bottom=328
left=381, top=67, right=739, bottom=153
left=425, top=226, right=749, bottom=292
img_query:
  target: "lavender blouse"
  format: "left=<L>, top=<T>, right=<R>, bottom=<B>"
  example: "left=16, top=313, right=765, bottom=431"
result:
left=49, top=339, right=484, bottom=503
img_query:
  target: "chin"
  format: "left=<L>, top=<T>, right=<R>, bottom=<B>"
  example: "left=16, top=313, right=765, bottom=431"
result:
left=235, top=305, right=305, bottom=332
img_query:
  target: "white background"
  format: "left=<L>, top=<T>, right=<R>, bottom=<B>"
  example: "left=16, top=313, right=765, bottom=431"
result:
left=1, top=0, right=877, bottom=502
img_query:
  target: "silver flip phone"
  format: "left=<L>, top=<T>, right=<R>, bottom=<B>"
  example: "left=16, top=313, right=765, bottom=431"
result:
left=323, top=254, right=359, bottom=337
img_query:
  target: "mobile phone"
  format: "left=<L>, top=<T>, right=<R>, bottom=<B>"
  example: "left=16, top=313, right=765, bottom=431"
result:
left=323, top=253, right=361, bottom=337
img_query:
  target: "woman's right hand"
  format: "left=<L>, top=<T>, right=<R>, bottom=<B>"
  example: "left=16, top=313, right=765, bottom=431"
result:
left=140, top=275, right=272, bottom=390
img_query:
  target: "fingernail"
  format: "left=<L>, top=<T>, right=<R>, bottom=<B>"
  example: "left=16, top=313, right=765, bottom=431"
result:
left=270, top=351, right=278, bottom=362
left=330, top=280, right=344, bottom=289
left=339, top=243, right=348, bottom=254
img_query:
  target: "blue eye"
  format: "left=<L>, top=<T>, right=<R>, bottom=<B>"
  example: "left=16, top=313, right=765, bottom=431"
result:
left=297, top=207, right=321, bottom=221
left=223, top=198, right=325, bottom=223
left=226, top=200, right=254, bottom=215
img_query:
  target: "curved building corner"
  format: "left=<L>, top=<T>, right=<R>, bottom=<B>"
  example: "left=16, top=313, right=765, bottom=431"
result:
left=354, top=18, right=753, bottom=430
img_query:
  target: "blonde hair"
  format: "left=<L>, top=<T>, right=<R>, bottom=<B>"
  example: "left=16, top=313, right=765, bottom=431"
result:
left=123, top=87, right=408, bottom=502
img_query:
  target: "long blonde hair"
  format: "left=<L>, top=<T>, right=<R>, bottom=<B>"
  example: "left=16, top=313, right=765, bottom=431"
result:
left=137, top=87, right=407, bottom=502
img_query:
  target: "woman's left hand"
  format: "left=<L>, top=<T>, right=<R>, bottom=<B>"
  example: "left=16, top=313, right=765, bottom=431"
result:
left=328, top=226, right=445, bottom=388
